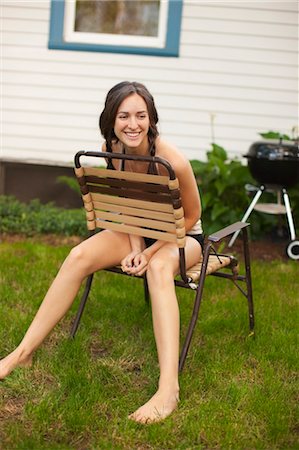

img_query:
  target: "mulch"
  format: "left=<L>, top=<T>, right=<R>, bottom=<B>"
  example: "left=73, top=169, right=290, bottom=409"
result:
left=225, top=237, right=289, bottom=262
left=0, top=233, right=291, bottom=262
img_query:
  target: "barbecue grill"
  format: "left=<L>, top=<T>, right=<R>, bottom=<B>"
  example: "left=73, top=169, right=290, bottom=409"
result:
left=245, top=140, right=299, bottom=187
left=228, top=139, right=299, bottom=260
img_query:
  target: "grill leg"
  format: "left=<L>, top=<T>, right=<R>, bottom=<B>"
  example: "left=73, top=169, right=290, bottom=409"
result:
left=282, top=188, right=296, bottom=241
left=228, top=185, right=265, bottom=247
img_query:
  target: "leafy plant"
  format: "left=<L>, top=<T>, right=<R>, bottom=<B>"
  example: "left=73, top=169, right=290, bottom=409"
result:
left=259, top=127, right=298, bottom=142
left=191, top=144, right=282, bottom=238
left=259, top=131, right=292, bottom=141
left=0, top=196, right=86, bottom=236
left=56, top=175, right=81, bottom=195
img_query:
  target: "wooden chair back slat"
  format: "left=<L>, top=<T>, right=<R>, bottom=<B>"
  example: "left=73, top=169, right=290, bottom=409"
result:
left=85, top=184, right=175, bottom=204
left=93, top=219, right=183, bottom=244
left=92, top=201, right=179, bottom=222
left=81, top=167, right=169, bottom=185
left=85, top=175, right=170, bottom=193
left=94, top=210, right=177, bottom=232
left=89, top=192, right=174, bottom=213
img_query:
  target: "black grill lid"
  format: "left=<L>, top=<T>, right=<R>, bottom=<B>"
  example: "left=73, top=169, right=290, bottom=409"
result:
left=244, top=139, right=299, bottom=187
left=245, top=140, right=299, bottom=161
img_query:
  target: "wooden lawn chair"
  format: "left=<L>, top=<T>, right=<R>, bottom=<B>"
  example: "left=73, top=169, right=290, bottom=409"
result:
left=71, top=151, right=254, bottom=371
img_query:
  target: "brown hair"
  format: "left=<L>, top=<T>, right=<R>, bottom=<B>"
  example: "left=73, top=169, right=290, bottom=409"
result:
left=99, top=81, right=159, bottom=156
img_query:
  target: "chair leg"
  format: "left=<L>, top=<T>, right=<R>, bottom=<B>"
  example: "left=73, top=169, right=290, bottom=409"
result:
left=143, top=275, right=150, bottom=304
left=179, top=244, right=211, bottom=372
left=242, top=227, right=255, bottom=332
left=70, top=273, right=94, bottom=338
left=179, top=285, right=205, bottom=372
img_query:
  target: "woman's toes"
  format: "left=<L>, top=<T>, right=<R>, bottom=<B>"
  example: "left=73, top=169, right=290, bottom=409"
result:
left=0, top=352, right=33, bottom=380
left=128, top=390, right=178, bottom=424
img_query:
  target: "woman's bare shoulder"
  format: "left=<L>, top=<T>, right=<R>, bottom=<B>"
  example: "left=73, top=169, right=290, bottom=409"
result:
left=156, top=138, right=189, bottom=172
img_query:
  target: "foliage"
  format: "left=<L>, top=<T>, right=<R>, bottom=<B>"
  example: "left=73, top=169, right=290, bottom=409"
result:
left=191, top=144, right=269, bottom=237
left=0, top=196, right=86, bottom=237
left=0, top=240, right=298, bottom=449
left=2, top=136, right=298, bottom=241
left=259, top=131, right=292, bottom=141
left=56, top=175, right=81, bottom=195
left=191, top=143, right=299, bottom=239
left=258, top=128, right=298, bottom=141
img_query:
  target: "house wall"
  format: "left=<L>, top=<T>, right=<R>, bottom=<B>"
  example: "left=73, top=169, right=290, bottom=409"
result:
left=1, top=0, right=298, bottom=166
left=0, top=160, right=82, bottom=207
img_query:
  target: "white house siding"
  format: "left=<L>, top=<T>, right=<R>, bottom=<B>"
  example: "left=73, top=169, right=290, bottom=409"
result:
left=1, top=0, right=298, bottom=166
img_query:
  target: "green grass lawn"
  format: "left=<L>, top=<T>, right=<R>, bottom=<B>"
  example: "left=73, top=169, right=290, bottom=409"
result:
left=0, top=240, right=298, bottom=449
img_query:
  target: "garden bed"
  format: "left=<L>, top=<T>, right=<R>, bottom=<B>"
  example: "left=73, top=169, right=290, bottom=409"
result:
left=0, top=232, right=289, bottom=261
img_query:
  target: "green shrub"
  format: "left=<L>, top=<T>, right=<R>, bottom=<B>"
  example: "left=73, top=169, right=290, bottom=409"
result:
left=191, top=143, right=299, bottom=238
left=0, top=196, right=86, bottom=236
left=2, top=142, right=298, bottom=241
left=56, top=175, right=81, bottom=195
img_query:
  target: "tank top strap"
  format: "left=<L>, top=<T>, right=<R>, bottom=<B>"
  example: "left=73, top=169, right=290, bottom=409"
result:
left=107, top=144, right=158, bottom=173
left=105, top=145, right=125, bottom=170
left=106, top=158, right=114, bottom=170
left=147, top=160, right=158, bottom=175
left=120, top=144, right=126, bottom=171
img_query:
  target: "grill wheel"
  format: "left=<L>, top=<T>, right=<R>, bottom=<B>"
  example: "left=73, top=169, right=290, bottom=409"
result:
left=286, top=240, right=299, bottom=260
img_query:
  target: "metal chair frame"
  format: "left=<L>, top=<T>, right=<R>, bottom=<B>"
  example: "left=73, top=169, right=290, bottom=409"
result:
left=70, top=151, right=254, bottom=371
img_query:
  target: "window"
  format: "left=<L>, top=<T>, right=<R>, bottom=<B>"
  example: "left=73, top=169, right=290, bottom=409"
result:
left=49, top=0, right=183, bottom=57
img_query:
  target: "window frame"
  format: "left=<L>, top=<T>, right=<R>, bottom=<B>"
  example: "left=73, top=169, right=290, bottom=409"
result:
left=49, top=0, right=183, bottom=57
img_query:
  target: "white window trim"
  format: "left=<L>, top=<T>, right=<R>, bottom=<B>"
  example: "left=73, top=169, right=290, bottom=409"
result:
left=63, top=0, right=169, bottom=49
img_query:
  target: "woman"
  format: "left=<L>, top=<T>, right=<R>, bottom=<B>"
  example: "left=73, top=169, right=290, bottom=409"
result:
left=0, top=81, right=203, bottom=424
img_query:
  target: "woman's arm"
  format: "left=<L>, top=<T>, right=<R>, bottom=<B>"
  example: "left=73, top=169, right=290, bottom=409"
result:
left=122, top=239, right=164, bottom=276
left=156, top=139, right=201, bottom=233
left=175, top=156, right=201, bottom=233
left=129, top=234, right=145, bottom=253
left=121, top=235, right=145, bottom=273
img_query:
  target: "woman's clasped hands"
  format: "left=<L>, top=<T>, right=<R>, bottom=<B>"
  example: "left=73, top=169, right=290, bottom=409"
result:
left=121, top=251, right=149, bottom=276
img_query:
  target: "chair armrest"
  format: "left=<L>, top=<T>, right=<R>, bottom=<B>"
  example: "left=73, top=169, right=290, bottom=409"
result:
left=208, top=221, right=250, bottom=243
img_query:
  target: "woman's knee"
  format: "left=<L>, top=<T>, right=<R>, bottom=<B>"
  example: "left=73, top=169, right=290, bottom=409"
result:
left=64, top=244, right=92, bottom=275
left=147, top=256, right=174, bottom=285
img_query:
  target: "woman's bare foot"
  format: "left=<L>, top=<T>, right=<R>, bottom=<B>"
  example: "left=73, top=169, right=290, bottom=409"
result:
left=0, top=349, right=33, bottom=380
left=128, top=388, right=179, bottom=424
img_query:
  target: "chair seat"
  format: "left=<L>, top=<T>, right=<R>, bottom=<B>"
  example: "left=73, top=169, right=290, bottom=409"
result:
left=109, top=254, right=238, bottom=283
left=186, top=254, right=237, bottom=282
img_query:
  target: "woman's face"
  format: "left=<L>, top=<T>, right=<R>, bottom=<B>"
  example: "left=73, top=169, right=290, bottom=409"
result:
left=114, top=93, right=150, bottom=152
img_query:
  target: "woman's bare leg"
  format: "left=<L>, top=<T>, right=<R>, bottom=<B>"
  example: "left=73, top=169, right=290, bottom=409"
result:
left=129, top=238, right=202, bottom=423
left=0, top=231, right=131, bottom=380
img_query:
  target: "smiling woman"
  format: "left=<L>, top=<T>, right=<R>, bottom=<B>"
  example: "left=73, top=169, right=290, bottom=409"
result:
left=48, top=0, right=183, bottom=56
left=99, top=81, right=159, bottom=159
left=114, top=95, right=150, bottom=152
left=0, top=81, right=203, bottom=425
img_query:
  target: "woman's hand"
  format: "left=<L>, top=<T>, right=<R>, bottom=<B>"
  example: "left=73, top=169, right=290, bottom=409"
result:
left=121, top=252, right=149, bottom=276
